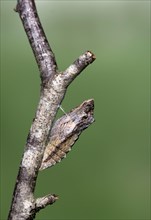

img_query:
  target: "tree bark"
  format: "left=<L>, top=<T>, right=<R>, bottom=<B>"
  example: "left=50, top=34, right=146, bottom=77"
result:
left=8, top=0, right=96, bottom=219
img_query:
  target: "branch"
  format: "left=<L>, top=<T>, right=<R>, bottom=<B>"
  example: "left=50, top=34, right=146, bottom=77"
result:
left=8, top=0, right=96, bottom=219
left=16, top=0, right=58, bottom=82
left=40, top=99, right=94, bottom=170
left=35, top=194, right=58, bottom=212
left=62, top=51, right=96, bottom=87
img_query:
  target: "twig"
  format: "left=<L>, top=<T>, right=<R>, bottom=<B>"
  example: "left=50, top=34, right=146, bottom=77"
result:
left=16, top=0, right=58, bottom=83
left=35, top=194, right=59, bottom=212
left=8, top=0, right=96, bottom=219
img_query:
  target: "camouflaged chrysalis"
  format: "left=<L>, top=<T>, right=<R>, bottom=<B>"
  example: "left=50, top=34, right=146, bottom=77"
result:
left=40, top=99, right=94, bottom=170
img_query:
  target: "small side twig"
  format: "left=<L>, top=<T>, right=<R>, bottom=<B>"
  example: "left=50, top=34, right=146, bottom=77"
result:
left=35, top=194, right=58, bottom=212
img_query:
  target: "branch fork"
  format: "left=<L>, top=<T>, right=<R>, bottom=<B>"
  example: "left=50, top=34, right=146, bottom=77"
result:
left=8, top=0, right=96, bottom=219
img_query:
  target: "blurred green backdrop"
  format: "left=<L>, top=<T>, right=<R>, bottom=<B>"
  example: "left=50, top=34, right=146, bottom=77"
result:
left=1, top=1, right=150, bottom=220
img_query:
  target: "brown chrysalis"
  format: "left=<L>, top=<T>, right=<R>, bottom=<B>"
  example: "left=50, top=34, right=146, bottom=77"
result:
left=40, top=99, right=94, bottom=170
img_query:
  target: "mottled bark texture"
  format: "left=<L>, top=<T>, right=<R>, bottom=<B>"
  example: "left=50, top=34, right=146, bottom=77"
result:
left=8, top=0, right=96, bottom=219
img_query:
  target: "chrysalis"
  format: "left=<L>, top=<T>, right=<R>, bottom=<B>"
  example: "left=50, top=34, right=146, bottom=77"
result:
left=40, top=99, right=94, bottom=171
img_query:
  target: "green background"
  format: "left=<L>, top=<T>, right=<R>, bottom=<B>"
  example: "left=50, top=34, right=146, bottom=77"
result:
left=1, top=1, right=150, bottom=219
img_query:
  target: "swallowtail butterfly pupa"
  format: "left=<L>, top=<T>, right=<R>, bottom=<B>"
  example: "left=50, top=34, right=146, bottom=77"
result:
left=40, top=99, right=94, bottom=170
